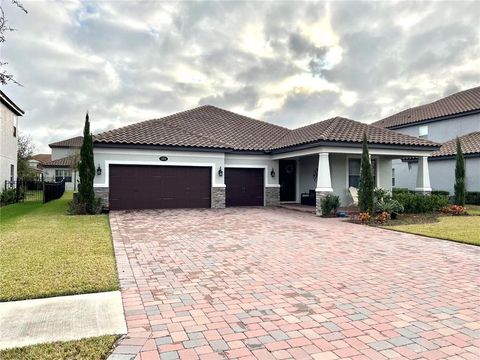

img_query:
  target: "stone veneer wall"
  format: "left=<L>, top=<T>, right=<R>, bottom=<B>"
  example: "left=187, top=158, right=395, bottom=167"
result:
left=265, top=186, right=280, bottom=206
left=211, top=187, right=226, bottom=208
left=94, top=187, right=109, bottom=207
left=315, top=190, right=331, bottom=216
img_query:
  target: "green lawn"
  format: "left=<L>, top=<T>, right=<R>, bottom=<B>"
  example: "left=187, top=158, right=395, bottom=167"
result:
left=0, top=336, right=119, bottom=360
left=383, top=214, right=480, bottom=246
left=0, top=192, right=119, bottom=301
left=467, top=204, right=480, bottom=215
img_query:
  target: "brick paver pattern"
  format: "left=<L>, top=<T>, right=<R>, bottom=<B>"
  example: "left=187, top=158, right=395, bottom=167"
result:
left=108, top=208, right=480, bottom=360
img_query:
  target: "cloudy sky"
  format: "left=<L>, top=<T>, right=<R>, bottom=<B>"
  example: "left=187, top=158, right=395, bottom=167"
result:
left=2, top=0, right=479, bottom=152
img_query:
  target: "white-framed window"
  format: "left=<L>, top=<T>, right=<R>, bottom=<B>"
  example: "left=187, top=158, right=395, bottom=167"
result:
left=10, top=164, right=14, bottom=182
left=392, top=168, right=395, bottom=187
left=55, top=169, right=72, bottom=182
left=419, top=125, right=428, bottom=138
left=348, top=158, right=377, bottom=188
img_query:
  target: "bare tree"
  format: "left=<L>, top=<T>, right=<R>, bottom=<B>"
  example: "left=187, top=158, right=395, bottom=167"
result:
left=0, top=0, right=27, bottom=85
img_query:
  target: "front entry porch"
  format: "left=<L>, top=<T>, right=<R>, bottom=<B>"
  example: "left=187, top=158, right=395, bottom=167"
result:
left=277, top=148, right=433, bottom=216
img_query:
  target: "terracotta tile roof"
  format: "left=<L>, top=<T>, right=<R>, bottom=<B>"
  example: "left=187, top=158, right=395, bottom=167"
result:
left=272, top=117, right=438, bottom=149
left=49, top=136, right=83, bottom=148
left=94, top=105, right=439, bottom=152
left=43, top=156, right=77, bottom=168
left=373, top=86, right=480, bottom=129
left=95, top=105, right=290, bottom=151
left=431, top=132, right=480, bottom=158
left=31, top=154, right=51, bottom=163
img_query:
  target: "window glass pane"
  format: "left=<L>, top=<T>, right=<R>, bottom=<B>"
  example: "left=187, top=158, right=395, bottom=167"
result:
left=348, top=159, right=361, bottom=175
left=349, top=175, right=359, bottom=188
left=419, top=125, right=428, bottom=138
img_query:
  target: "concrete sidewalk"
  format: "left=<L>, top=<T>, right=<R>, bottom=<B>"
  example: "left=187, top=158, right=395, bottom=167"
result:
left=0, top=291, right=127, bottom=350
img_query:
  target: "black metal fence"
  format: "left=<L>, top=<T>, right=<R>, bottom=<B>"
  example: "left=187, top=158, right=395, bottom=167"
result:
left=2, top=178, right=65, bottom=205
left=44, top=179, right=65, bottom=203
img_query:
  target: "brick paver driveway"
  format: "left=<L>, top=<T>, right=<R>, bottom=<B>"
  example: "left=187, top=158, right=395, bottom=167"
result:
left=108, top=208, right=479, bottom=360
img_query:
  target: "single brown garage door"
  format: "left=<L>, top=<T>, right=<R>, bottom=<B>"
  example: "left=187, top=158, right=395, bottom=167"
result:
left=225, top=168, right=264, bottom=207
left=109, top=165, right=211, bottom=210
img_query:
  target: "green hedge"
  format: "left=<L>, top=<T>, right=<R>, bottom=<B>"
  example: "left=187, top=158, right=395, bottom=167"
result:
left=392, top=192, right=448, bottom=213
left=432, top=190, right=450, bottom=196
left=466, top=192, right=480, bottom=205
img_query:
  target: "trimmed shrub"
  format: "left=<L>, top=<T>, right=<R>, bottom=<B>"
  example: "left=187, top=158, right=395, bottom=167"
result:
left=466, top=191, right=480, bottom=205
left=392, top=192, right=448, bottom=213
left=320, top=194, right=340, bottom=216
left=0, top=188, right=17, bottom=206
left=392, top=188, right=412, bottom=195
left=432, top=190, right=450, bottom=196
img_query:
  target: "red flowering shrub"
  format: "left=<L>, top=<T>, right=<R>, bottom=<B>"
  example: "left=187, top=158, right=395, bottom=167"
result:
left=358, top=212, right=371, bottom=222
left=441, top=205, right=467, bottom=215
left=376, top=211, right=390, bottom=223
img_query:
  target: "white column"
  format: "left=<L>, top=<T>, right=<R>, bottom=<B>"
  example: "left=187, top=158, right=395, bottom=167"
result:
left=315, top=152, right=333, bottom=192
left=415, top=156, right=432, bottom=193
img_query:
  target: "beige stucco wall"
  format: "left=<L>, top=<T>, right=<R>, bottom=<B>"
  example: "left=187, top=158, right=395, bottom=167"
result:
left=0, top=102, right=18, bottom=189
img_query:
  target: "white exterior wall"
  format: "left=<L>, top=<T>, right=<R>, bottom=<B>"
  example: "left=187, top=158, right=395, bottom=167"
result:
left=398, top=158, right=480, bottom=194
left=0, top=102, right=18, bottom=189
left=224, top=154, right=279, bottom=187
left=43, top=167, right=79, bottom=191
left=393, top=113, right=480, bottom=143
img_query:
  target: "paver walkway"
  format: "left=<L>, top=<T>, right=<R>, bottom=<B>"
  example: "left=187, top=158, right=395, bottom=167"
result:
left=0, top=291, right=126, bottom=350
left=109, top=207, right=479, bottom=360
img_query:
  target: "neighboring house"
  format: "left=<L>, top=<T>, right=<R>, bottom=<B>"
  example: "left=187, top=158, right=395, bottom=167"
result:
left=373, top=86, right=480, bottom=194
left=27, top=153, right=52, bottom=173
left=42, top=136, right=82, bottom=191
left=91, top=105, right=439, bottom=215
left=0, top=90, right=24, bottom=190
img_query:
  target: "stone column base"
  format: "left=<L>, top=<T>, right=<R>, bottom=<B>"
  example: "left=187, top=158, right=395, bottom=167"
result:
left=211, top=187, right=226, bottom=208
left=94, top=187, right=109, bottom=208
left=265, top=186, right=280, bottom=206
left=315, top=191, right=333, bottom=216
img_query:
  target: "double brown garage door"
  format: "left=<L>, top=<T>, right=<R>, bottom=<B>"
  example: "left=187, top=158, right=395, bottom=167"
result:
left=109, top=165, right=264, bottom=210
left=109, top=165, right=211, bottom=210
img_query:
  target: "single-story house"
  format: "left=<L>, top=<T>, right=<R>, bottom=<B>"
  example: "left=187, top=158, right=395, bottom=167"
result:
left=42, top=136, right=82, bottom=191
left=92, top=105, right=439, bottom=215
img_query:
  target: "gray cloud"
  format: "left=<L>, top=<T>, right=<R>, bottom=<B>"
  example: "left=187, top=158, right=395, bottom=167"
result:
left=1, top=0, right=478, bottom=152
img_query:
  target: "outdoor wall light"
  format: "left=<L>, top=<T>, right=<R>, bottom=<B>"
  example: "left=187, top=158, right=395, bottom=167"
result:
left=218, top=166, right=223, bottom=177
left=270, top=168, right=276, bottom=178
left=96, top=165, right=102, bottom=176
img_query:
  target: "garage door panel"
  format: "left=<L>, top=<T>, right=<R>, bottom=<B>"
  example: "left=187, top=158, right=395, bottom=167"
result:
left=109, top=165, right=211, bottom=210
left=225, top=168, right=264, bottom=207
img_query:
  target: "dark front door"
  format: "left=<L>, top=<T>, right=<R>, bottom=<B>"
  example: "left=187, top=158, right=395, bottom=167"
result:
left=225, top=168, right=264, bottom=207
left=109, top=165, right=211, bottom=210
left=279, top=160, right=296, bottom=201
